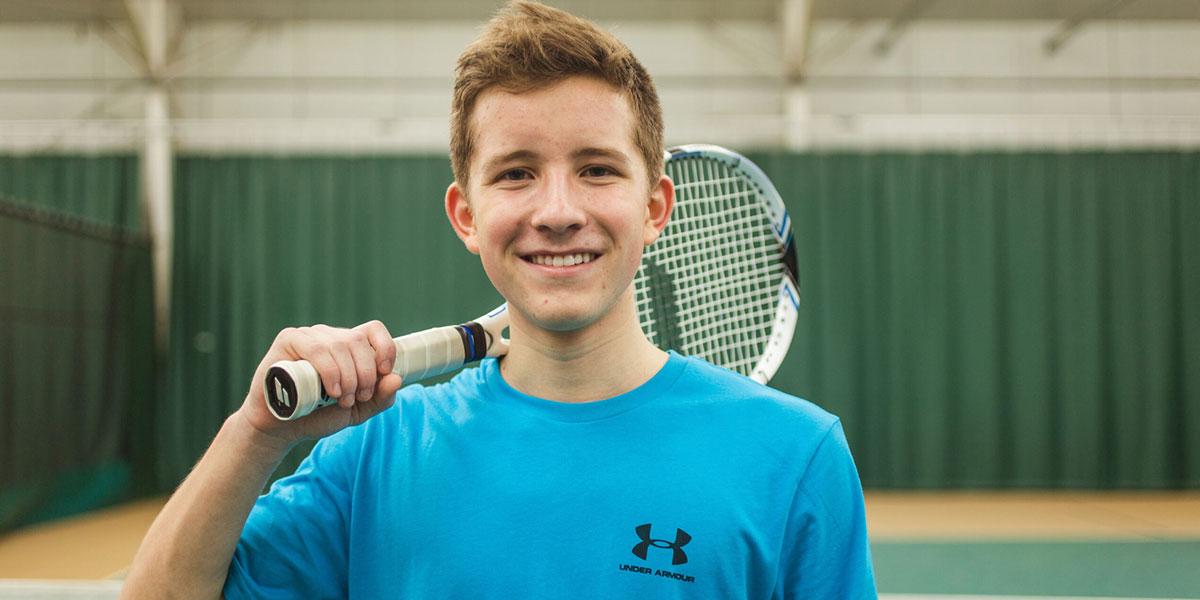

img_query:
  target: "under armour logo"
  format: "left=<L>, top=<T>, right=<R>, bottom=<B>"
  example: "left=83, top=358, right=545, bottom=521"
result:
left=632, top=523, right=691, bottom=565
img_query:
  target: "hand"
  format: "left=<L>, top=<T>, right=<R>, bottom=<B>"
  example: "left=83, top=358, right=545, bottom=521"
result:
left=238, top=320, right=405, bottom=449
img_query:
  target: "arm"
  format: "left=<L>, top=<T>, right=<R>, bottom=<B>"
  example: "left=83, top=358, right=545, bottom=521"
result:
left=776, top=421, right=878, bottom=599
left=120, top=412, right=292, bottom=599
left=120, top=322, right=403, bottom=600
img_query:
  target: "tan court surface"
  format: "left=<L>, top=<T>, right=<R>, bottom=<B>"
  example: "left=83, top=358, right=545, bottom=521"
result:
left=1, top=491, right=1198, bottom=579
left=864, top=491, right=1200, bottom=541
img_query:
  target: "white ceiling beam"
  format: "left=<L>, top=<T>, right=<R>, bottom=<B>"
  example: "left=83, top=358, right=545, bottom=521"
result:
left=781, top=0, right=817, bottom=150
left=123, top=0, right=181, bottom=353
left=781, top=0, right=815, bottom=83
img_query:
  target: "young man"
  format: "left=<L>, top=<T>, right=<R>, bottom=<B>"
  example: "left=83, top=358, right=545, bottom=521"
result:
left=122, top=2, right=876, bottom=598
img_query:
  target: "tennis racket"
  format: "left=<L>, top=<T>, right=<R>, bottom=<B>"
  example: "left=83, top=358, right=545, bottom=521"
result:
left=265, top=144, right=798, bottom=420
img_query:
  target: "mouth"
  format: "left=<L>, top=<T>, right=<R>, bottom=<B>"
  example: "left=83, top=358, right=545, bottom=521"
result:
left=523, top=252, right=598, bottom=267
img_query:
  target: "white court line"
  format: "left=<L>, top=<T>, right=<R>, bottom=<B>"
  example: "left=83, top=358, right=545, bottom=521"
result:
left=0, top=580, right=121, bottom=599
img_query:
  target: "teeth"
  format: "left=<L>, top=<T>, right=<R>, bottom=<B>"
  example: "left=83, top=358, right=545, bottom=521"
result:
left=530, top=253, right=594, bottom=266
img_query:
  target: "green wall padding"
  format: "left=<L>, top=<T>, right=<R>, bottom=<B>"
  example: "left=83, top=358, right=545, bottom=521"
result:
left=0, top=461, right=131, bottom=530
left=748, top=151, right=1199, bottom=488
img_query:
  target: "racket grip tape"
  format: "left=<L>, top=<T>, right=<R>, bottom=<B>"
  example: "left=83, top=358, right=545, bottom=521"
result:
left=264, top=325, right=470, bottom=421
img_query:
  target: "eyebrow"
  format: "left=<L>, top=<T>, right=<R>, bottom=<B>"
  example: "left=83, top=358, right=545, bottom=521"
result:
left=571, top=147, right=633, bottom=164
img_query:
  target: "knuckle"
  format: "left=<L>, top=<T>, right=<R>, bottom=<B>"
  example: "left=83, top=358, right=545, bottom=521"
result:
left=319, top=365, right=339, bottom=384
left=359, top=320, right=390, bottom=340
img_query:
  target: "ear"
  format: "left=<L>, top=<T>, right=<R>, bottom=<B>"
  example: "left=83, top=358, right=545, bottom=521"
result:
left=445, top=182, right=481, bottom=255
left=643, top=173, right=674, bottom=246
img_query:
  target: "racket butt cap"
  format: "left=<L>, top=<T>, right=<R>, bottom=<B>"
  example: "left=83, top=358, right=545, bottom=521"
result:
left=265, top=360, right=325, bottom=420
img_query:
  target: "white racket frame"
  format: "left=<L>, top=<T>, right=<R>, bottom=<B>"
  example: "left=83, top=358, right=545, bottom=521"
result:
left=655, top=144, right=798, bottom=384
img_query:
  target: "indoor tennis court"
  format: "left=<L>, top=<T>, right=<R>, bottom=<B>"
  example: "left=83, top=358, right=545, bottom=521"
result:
left=2, top=0, right=1197, bottom=598
left=2, top=491, right=1198, bottom=596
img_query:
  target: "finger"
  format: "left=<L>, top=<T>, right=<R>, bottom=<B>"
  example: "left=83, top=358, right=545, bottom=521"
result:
left=346, top=330, right=380, bottom=403
left=308, top=325, right=359, bottom=408
left=353, top=374, right=402, bottom=423
left=356, top=320, right=396, bottom=375
left=288, top=331, right=344, bottom=401
left=280, top=328, right=350, bottom=403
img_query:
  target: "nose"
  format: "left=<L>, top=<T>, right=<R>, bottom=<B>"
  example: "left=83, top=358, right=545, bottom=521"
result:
left=529, top=172, right=587, bottom=233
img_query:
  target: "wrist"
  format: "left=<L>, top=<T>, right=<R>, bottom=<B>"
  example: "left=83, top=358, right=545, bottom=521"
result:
left=227, top=407, right=297, bottom=459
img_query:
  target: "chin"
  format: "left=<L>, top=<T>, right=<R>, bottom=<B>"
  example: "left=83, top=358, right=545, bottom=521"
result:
left=500, top=280, right=637, bottom=336
left=525, top=308, right=601, bottom=333
left=509, top=297, right=611, bottom=334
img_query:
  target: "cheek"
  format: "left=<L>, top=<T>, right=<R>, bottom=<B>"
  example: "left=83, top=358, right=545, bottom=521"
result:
left=613, top=220, right=648, bottom=274
left=613, top=204, right=650, bottom=248
left=472, top=205, right=515, bottom=247
left=472, top=211, right=519, bottom=273
left=620, top=245, right=645, bottom=279
left=475, top=239, right=512, bottom=298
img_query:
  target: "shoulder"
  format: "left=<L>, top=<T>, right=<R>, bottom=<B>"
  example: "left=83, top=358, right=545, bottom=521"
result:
left=672, top=354, right=839, bottom=432
left=662, top=355, right=844, bottom=474
left=356, top=363, right=490, bottom=437
left=392, top=362, right=488, bottom=408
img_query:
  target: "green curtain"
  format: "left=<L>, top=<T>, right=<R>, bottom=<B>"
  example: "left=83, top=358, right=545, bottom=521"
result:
left=165, top=155, right=499, bottom=485
left=165, top=151, right=1198, bottom=489
left=749, top=151, right=1199, bottom=488
left=0, top=153, right=154, bottom=530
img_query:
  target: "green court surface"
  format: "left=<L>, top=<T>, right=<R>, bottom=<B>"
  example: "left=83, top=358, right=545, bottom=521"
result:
left=872, top=540, right=1200, bottom=598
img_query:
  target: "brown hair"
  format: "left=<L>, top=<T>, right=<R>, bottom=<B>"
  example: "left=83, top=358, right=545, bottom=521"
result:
left=450, top=0, right=663, bottom=191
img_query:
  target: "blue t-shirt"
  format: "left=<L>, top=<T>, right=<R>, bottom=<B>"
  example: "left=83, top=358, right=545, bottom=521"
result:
left=225, top=352, right=876, bottom=598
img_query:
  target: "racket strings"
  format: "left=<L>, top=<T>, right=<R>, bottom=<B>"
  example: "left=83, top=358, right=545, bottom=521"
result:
left=634, top=155, right=787, bottom=378
left=701, top=157, right=780, bottom=373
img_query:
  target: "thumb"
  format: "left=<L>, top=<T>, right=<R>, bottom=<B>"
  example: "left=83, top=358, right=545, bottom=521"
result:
left=349, top=374, right=403, bottom=426
left=375, top=373, right=404, bottom=402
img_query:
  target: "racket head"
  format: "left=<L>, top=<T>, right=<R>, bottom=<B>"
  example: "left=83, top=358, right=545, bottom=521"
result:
left=634, top=144, right=799, bottom=384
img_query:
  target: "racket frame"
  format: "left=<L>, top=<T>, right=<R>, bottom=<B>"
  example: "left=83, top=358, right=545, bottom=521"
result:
left=644, top=144, right=799, bottom=384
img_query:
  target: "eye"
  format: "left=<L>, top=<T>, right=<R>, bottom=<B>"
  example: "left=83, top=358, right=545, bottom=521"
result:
left=582, top=165, right=616, bottom=178
left=500, top=169, right=532, bottom=182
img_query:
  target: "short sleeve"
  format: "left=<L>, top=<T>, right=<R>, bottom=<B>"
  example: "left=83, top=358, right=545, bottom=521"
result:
left=774, top=420, right=877, bottom=599
left=223, top=428, right=362, bottom=600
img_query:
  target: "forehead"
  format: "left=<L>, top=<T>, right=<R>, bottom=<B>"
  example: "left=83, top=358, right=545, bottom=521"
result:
left=468, top=77, right=638, bottom=166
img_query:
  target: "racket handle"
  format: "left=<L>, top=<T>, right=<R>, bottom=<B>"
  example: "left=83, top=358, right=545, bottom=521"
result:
left=264, top=325, right=468, bottom=421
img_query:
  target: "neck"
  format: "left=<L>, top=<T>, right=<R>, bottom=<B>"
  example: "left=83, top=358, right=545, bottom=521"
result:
left=498, top=293, right=668, bottom=403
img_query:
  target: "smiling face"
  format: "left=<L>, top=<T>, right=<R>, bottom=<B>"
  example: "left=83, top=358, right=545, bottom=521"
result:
left=446, top=76, right=672, bottom=336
